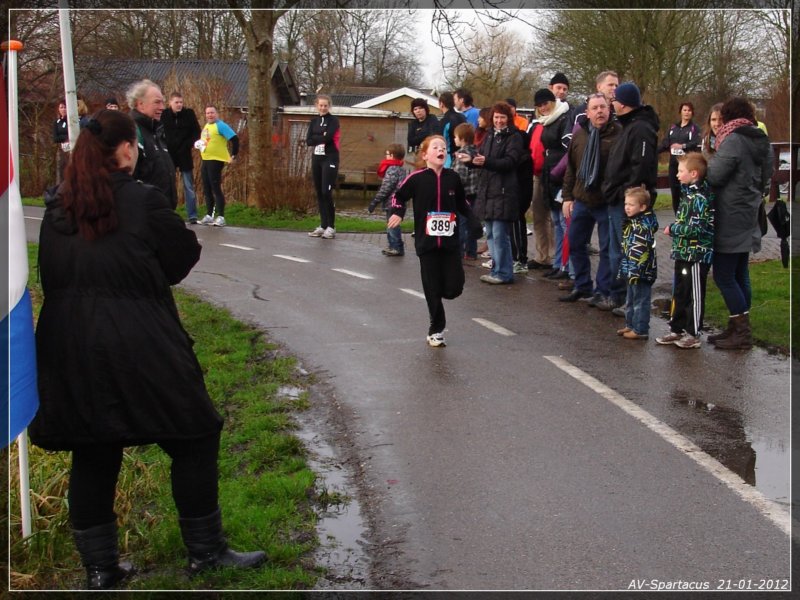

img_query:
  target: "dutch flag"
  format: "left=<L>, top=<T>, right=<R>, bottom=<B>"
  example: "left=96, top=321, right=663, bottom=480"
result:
left=2, top=69, right=39, bottom=447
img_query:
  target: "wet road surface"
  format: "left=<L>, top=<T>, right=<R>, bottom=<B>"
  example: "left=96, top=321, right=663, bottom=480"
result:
left=24, top=207, right=792, bottom=591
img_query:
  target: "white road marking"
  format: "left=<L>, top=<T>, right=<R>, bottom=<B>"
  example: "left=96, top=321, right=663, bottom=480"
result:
left=544, top=355, right=791, bottom=537
left=331, top=268, right=373, bottom=280
left=220, top=243, right=254, bottom=251
left=25, top=215, right=42, bottom=221
left=472, top=318, right=516, bottom=337
left=400, top=288, right=425, bottom=299
left=274, top=254, right=310, bottom=263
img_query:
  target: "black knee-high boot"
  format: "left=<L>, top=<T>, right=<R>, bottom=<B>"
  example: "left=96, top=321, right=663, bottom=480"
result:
left=178, top=507, right=266, bottom=574
left=72, top=521, right=135, bottom=589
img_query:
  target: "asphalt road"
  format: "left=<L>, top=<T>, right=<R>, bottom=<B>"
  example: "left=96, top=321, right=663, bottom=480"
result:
left=24, top=208, right=792, bottom=591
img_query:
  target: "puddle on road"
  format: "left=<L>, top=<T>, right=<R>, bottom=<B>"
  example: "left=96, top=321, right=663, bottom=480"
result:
left=293, top=425, right=370, bottom=589
left=670, top=393, right=788, bottom=505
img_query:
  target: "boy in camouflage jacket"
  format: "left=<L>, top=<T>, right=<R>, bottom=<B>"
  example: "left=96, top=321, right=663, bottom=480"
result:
left=657, top=153, right=714, bottom=349
left=618, top=186, right=659, bottom=340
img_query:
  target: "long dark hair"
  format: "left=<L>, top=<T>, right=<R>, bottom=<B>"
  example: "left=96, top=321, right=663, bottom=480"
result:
left=61, top=109, right=137, bottom=240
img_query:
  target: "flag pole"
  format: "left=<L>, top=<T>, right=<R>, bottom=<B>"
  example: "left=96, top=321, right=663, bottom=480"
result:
left=2, top=38, right=33, bottom=539
left=57, top=0, right=79, bottom=147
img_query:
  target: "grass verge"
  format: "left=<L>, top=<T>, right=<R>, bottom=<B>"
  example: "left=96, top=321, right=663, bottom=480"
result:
left=10, top=243, right=322, bottom=591
left=703, top=258, right=790, bottom=352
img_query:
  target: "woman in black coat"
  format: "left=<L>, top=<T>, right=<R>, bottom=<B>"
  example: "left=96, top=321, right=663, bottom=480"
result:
left=467, top=101, right=524, bottom=285
left=30, top=110, right=264, bottom=589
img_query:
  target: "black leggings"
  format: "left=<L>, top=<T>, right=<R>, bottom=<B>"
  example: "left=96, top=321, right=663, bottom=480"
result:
left=311, top=155, right=339, bottom=229
left=201, top=160, right=226, bottom=217
left=419, top=249, right=465, bottom=335
left=68, top=433, right=220, bottom=529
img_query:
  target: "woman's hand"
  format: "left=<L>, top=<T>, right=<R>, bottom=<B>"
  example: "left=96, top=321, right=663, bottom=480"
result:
left=562, top=199, right=573, bottom=219
left=472, top=153, right=486, bottom=166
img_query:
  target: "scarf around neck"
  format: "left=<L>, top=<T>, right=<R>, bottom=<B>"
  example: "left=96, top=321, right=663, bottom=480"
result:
left=537, top=99, right=570, bottom=127
left=577, top=121, right=601, bottom=190
left=377, top=158, right=404, bottom=178
left=715, top=118, right=755, bottom=149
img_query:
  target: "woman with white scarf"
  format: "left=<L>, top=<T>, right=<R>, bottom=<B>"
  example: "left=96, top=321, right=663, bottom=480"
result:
left=534, top=89, right=573, bottom=280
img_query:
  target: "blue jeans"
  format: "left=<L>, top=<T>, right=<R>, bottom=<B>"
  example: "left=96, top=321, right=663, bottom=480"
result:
left=625, top=282, right=652, bottom=335
left=485, top=219, right=513, bottom=282
left=181, top=170, right=198, bottom=219
left=458, top=213, right=477, bottom=258
left=385, top=210, right=404, bottom=253
left=551, top=207, right=568, bottom=272
left=568, top=201, right=610, bottom=295
left=712, top=252, right=751, bottom=315
left=607, top=202, right=626, bottom=304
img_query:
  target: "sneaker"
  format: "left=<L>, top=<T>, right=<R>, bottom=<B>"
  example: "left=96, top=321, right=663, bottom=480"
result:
left=595, top=296, right=617, bottom=311
left=587, top=292, right=605, bottom=307
left=481, top=259, right=493, bottom=269
left=199, top=214, right=214, bottom=225
left=212, top=215, right=226, bottom=227
left=655, top=332, right=684, bottom=345
left=558, top=280, right=575, bottom=291
left=480, top=274, right=509, bottom=284
left=513, top=261, right=529, bottom=274
left=321, top=227, right=336, bottom=239
left=616, top=327, right=632, bottom=336
left=622, top=330, right=648, bottom=340
left=426, top=332, right=446, bottom=347
left=308, top=226, right=325, bottom=237
left=383, top=248, right=403, bottom=256
left=480, top=251, right=492, bottom=258
left=675, top=334, right=701, bottom=349
left=612, top=305, right=627, bottom=318
left=527, top=227, right=533, bottom=236
left=187, top=217, right=198, bottom=225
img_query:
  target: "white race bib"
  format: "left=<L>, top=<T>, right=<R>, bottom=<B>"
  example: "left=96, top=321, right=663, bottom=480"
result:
left=425, top=212, right=456, bottom=237
left=314, top=144, right=326, bottom=155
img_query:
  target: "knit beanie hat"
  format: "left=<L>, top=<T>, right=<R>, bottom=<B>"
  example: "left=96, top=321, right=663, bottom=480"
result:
left=549, top=72, right=569, bottom=87
left=614, top=82, right=641, bottom=107
left=533, top=89, right=556, bottom=106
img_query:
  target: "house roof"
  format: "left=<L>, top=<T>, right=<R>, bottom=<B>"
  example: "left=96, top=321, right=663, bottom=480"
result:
left=351, top=87, right=439, bottom=110
left=307, top=86, right=437, bottom=109
left=76, top=58, right=300, bottom=108
left=281, top=105, right=413, bottom=119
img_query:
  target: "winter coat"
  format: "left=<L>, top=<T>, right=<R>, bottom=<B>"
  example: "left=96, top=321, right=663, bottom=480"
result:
left=562, top=119, right=622, bottom=208
left=602, top=104, right=660, bottom=206
left=53, top=117, right=68, bottom=144
left=162, top=107, right=201, bottom=172
left=369, top=163, right=407, bottom=212
left=306, top=114, right=341, bottom=156
left=706, top=125, right=773, bottom=254
left=407, top=114, right=441, bottom=152
left=451, top=144, right=478, bottom=197
left=669, top=179, right=715, bottom=264
left=30, top=172, right=223, bottom=451
left=131, top=109, right=177, bottom=208
left=619, top=209, right=658, bottom=284
left=658, top=120, right=701, bottom=158
left=473, top=127, right=524, bottom=222
left=540, top=110, right=574, bottom=208
left=440, top=108, right=467, bottom=164
left=389, top=167, right=478, bottom=256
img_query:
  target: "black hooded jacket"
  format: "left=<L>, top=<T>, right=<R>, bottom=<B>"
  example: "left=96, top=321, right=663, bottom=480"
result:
left=602, top=104, right=660, bottom=205
left=132, top=109, right=177, bottom=208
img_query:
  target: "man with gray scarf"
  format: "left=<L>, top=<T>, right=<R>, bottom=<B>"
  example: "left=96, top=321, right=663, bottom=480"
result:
left=559, top=93, right=622, bottom=303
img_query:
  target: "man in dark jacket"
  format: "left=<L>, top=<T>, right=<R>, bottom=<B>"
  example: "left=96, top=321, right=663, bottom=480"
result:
left=602, top=82, right=660, bottom=308
left=127, top=79, right=177, bottom=209
left=162, top=92, right=202, bottom=223
left=560, top=93, right=622, bottom=303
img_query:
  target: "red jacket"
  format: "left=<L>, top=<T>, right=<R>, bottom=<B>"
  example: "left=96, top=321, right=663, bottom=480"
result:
left=529, top=123, right=545, bottom=177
